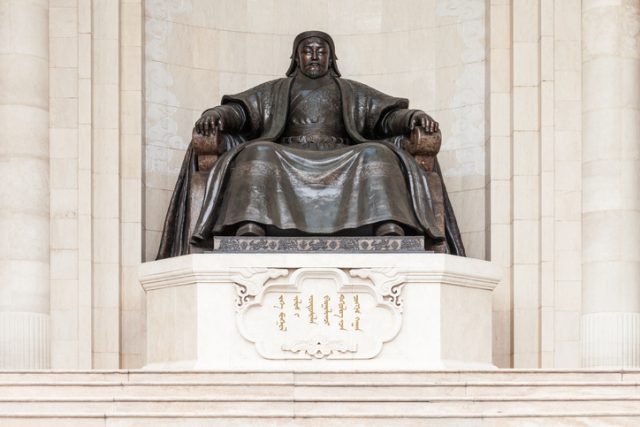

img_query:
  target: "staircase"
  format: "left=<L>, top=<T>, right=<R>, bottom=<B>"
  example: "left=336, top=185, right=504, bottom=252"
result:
left=0, top=370, right=639, bottom=426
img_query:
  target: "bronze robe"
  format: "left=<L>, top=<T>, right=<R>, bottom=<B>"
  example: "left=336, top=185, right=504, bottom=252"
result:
left=157, top=77, right=466, bottom=258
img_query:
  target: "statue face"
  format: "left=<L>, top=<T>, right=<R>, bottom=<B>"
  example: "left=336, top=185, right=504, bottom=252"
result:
left=297, top=37, right=331, bottom=78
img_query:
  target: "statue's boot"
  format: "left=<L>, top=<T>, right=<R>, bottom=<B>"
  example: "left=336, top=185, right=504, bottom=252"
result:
left=374, top=222, right=405, bottom=237
left=236, top=222, right=266, bottom=237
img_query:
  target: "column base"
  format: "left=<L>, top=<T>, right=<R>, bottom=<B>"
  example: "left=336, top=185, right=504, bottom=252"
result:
left=0, top=312, right=50, bottom=369
left=582, top=312, right=640, bottom=368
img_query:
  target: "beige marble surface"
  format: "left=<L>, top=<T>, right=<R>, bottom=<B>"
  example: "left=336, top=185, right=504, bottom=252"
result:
left=140, top=253, right=500, bottom=370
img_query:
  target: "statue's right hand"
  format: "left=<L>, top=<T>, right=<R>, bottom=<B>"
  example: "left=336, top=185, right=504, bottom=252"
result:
left=195, top=109, right=225, bottom=137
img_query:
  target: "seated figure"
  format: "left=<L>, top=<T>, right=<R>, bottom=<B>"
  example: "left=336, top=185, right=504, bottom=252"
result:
left=157, top=31, right=465, bottom=258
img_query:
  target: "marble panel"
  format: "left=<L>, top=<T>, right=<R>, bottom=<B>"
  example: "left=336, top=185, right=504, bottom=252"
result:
left=554, top=40, right=581, bottom=72
left=51, top=218, right=78, bottom=249
left=49, top=68, right=78, bottom=99
left=51, top=188, right=78, bottom=222
left=489, top=3, right=511, bottom=50
left=50, top=128, right=79, bottom=159
left=50, top=279, right=79, bottom=311
left=49, top=249, right=78, bottom=282
left=51, top=158, right=78, bottom=189
left=92, top=173, right=119, bottom=218
left=513, top=175, right=540, bottom=220
left=512, top=0, right=539, bottom=42
left=513, top=86, right=539, bottom=131
left=92, top=308, right=119, bottom=354
left=121, top=134, right=143, bottom=179
left=554, top=0, right=581, bottom=42
left=50, top=6, right=78, bottom=37
left=50, top=337, right=79, bottom=368
left=50, top=97, right=78, bottom=129
left=513, top=131, right=539, bottom=176
left=93, top=84, right=119, bottom=129
left=490, top=93, right=511, bottom=137
left=554, top=250, right=581, bottom=283
left=92, top=219, right=120, bottom=264
left=120, top=92, right=142, bottom=135
left=554, top=280, right=581, bottom=312
left=554, top=190, right=581, bottom=221
left=490, top=48, right=511, bottom=93
left=513, top=220, right=540, bottom=264
left=513, top=42, right=539, bottom=87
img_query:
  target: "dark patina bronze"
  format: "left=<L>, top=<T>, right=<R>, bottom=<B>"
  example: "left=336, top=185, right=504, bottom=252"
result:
left=157, top=31, right=465, bottom=258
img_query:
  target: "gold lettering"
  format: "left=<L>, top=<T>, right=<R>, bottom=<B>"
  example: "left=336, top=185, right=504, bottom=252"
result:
left=323, top=295, right=332, bottom=326
left=278, top=311, right=287, bottom=331
left=307, top=295, right=317, bottom=324
left=293, top=295, right=302, bottom=317
left=338, top=294, right=346, bottom=330
left=353, top=295, right=362, bottom=331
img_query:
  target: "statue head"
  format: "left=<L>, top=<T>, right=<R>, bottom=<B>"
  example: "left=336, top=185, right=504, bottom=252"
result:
left=286, top=30, right=341, bottom=78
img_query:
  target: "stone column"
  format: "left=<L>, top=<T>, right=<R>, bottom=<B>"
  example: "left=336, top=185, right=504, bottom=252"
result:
left=0, top=0, right=50, bottom=368
left=582, top=0, right=640, bottom=367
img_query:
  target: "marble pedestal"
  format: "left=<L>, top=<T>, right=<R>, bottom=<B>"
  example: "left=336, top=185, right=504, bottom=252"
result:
left=139, top=253, right=501, bottom=370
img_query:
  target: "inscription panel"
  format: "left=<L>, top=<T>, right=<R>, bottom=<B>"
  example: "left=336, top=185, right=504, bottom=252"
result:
left=236, top=268, right=403, bottom=359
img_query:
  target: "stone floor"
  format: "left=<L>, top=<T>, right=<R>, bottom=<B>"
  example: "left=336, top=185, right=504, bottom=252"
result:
left=0, top=369, right=639, bottom=426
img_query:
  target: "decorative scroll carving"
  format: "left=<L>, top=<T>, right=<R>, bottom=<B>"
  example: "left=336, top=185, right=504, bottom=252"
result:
left=230, top=267, right=289, bottom=309
left=281, top=338, right=357, bottom=359
left=349, top=267, right=407, bottom=311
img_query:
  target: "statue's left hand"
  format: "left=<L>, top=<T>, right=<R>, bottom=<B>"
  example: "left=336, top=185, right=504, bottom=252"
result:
left=410, top=113, right=439, bottom=134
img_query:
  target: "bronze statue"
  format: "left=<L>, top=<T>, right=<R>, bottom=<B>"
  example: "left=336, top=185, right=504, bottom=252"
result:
left=157, top=31, right=465, bottom=258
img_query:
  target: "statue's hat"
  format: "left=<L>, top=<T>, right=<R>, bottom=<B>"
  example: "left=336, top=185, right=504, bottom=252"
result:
left=286, top=30, right=341, bottom=77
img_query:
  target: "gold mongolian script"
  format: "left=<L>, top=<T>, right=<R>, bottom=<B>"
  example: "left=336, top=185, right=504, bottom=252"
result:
left=274, top=293, right=364, bottom=332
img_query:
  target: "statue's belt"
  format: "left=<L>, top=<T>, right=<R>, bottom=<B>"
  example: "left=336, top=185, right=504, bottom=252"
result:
left=280, top=134, right=349, bottom=147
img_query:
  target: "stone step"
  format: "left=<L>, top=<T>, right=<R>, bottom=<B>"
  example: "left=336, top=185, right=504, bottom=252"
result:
left=2, top=415, right=640, bottom=427
left=1, top=369, right=638, bottom=383
left=0, top=370, right=639, bottom=426
left=1, top=395, right=640, bottom=416
left=1, top=381, right=639, bottom=398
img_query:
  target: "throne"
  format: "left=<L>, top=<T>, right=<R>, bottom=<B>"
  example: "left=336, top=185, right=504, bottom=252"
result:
left=187, top=126, right=449, bottom=252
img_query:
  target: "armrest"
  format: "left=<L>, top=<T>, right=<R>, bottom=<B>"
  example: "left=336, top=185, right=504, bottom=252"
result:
left=402, top=127, right=441, bottom=172
left=192, top=128, right=224, bottom=172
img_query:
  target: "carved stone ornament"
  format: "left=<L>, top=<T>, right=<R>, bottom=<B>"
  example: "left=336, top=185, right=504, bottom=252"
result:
left=349, top=267, right=407, bottom=311
left=235, top=268, right=403, bottom=360
left=231, top=267, right=289, bottom=308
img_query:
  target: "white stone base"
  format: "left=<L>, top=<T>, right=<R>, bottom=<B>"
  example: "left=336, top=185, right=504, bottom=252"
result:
left=140, top=254, right=501, bottom=370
